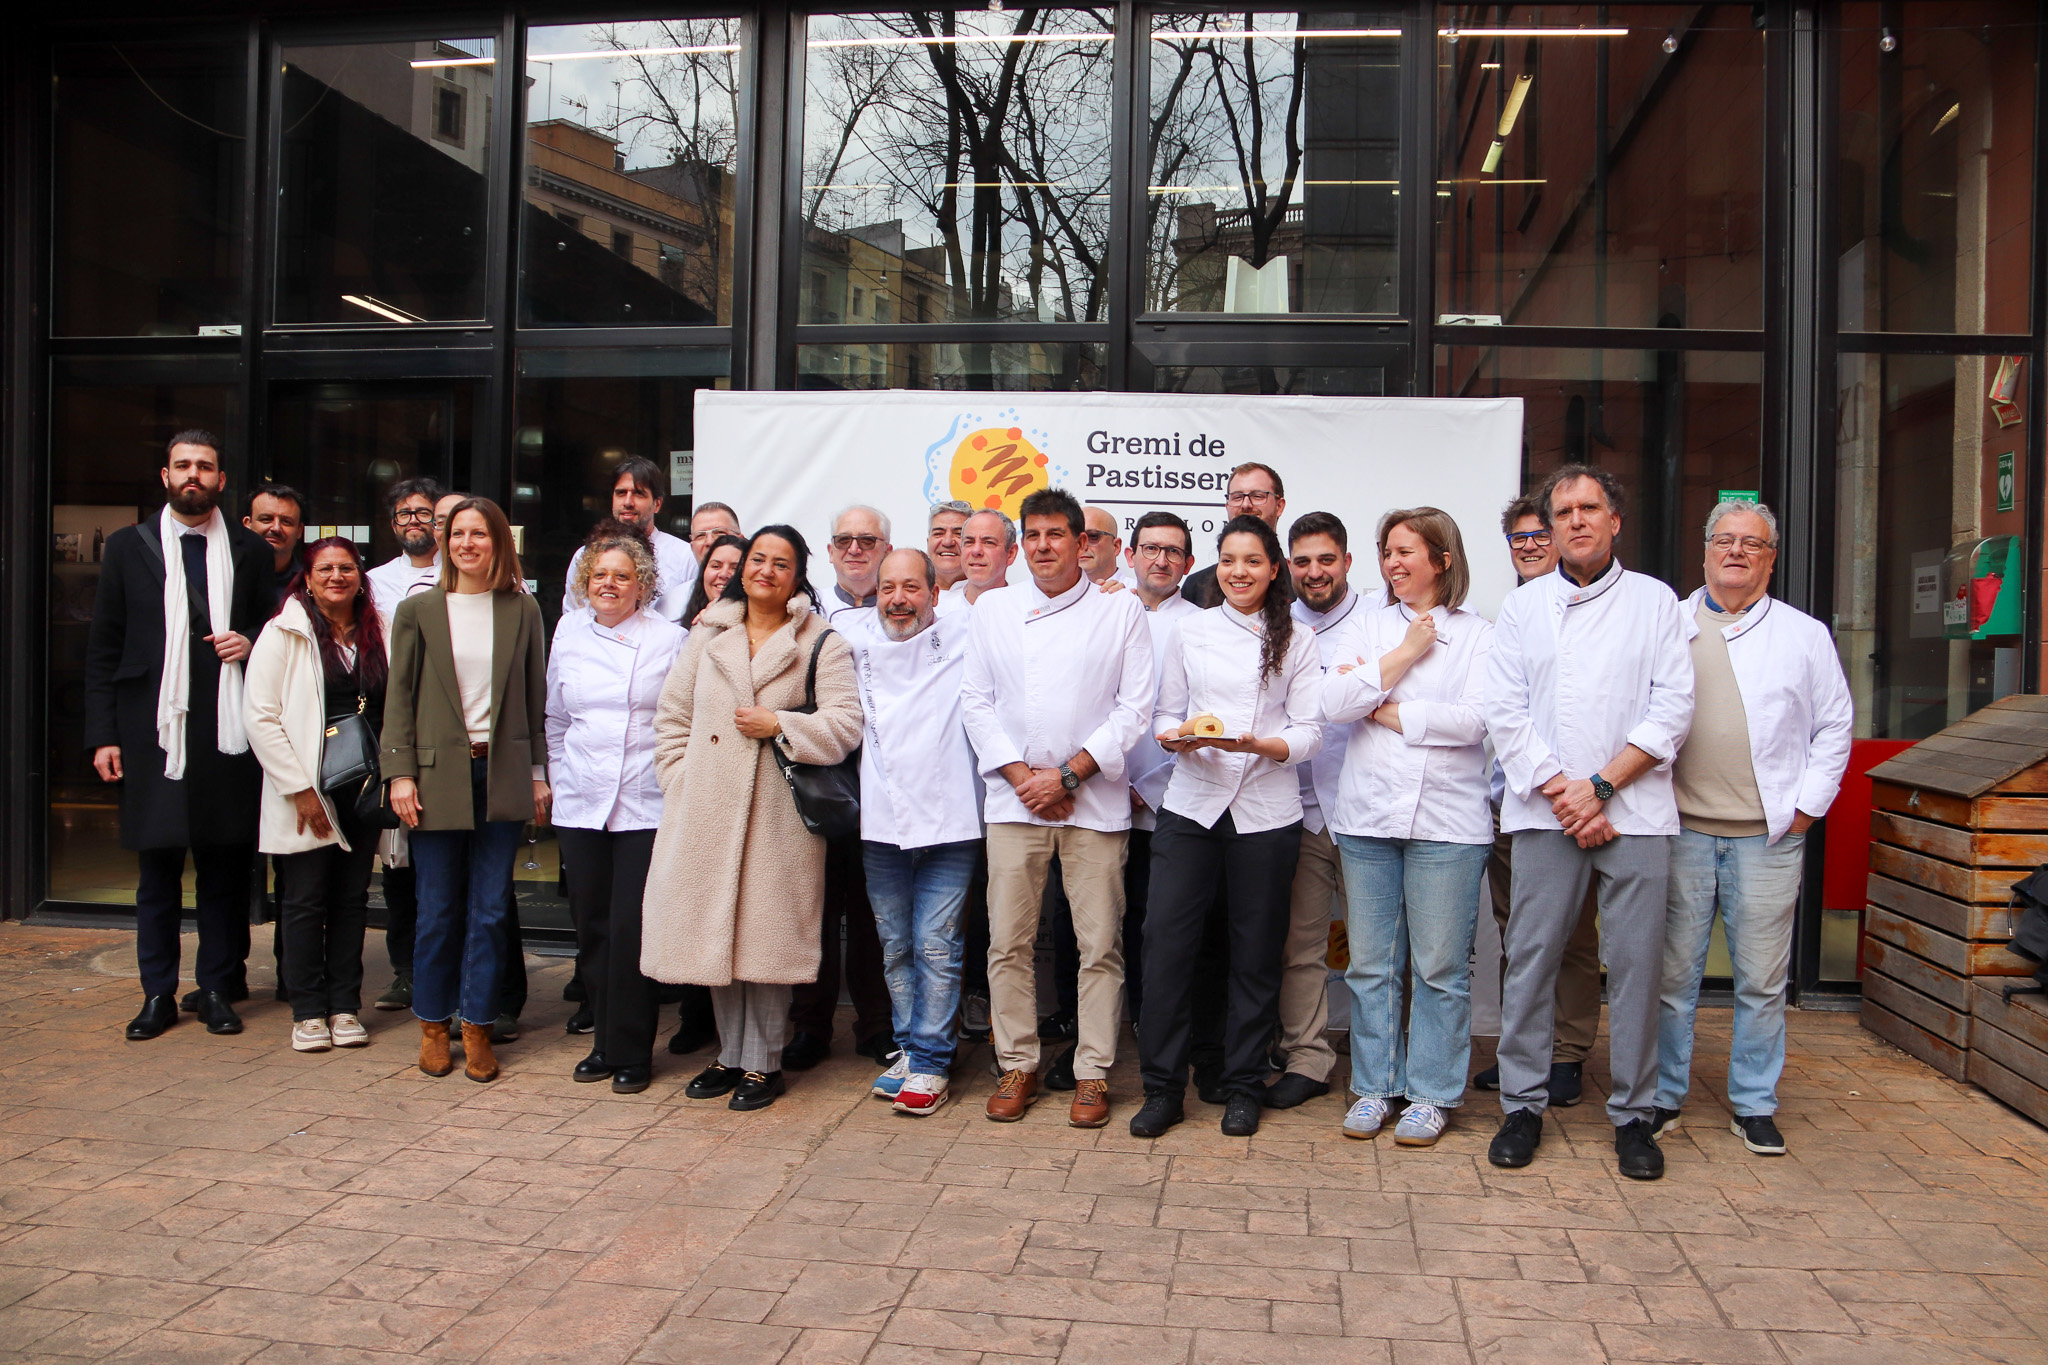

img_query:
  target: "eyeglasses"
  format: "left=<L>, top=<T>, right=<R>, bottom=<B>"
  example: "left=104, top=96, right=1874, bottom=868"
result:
left=1708, top=534, right=1775, bottom=553
left=1226, top=490, right=1278, bottom=507
left=831, top=534, right=882, bottom=551
left=1080, top=529, right=1118, bottom=544
left=1505, top=530, right=1552, bottom=548
left=393, top=508, right=433, bottom=524
left=1134, top=543, right=1188, bottom=562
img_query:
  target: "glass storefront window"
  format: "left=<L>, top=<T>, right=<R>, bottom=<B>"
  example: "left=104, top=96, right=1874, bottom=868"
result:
left=796, top=341, right=1105, bottom=390
left=521, top=20, right=743, bottom=326
left=1836, top=3, right=2037, bottom=334
left=53, top=43, right=247, bottom=338
left=275, top=37, right=496, bottom=324
left=1146, top=13, right=1401, bottom=315
left=1434, top=6, right=1766, bottom=330
left=1435, top=345, right=1764, bottom=592
left=48, top=379, right=237, bottom=906
left=800, top=9, right=1114, bottom=324
left=1154, top=364, right=1388, bottom=395
left=1832, top=351, right=2031, bottom=740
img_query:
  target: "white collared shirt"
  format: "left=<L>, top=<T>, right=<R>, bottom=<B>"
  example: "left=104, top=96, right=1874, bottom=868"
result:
left=1486, top=559, right=1695, bottom=836
left=1292, top=589, right=1368, bottom=836
left=1153, top=605, right=1323, bottom=834
left=1322, top=599, right=1496, bottom=844
left=961, top=574, right=1155, bottom=833
left=848, top=614, right=982, bottom=850
left=544, top=609, right=686, bottom=831
left=1678, top=589, right=1853, bottom=844
left=562, top=526, right=698, bottom=625
left=1128, top=591, right=1203, bottom=832
left=367, top=554, right=441, bottom=632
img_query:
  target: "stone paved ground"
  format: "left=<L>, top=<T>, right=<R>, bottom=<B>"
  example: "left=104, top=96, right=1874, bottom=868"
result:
left=0, top=922, right=2046, bottom=1364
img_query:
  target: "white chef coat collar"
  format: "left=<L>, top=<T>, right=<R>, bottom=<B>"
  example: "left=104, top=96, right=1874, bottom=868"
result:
left=1685, top=585, right=1774, bottom=640
left=1292, top=588, right=1360, bottom=631
left=1222, top=601, right=1266, bottom=637
left=833, top=582, right=876, bottom=610
left=1396, top=597, right=1459, bottom=642
left=586, top=608, right=647, bottom=648
left=1556, top=554, right=1625, bottom=606
left=1024, top=572, right=1092, bottom=622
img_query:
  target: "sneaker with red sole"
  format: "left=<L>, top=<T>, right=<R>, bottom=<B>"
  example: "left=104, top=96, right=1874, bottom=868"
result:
left=893, top=1073, right=950, bottom=1116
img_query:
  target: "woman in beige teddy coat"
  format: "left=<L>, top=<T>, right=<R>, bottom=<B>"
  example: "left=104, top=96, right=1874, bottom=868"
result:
left=641, top=524, right=862, bottom=1111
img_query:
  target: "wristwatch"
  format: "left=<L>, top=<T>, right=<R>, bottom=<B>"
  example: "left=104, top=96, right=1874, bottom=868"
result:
left=1058, top=763, right=1081, bottom=792
left=1590, top=773, right=1615, bottom=802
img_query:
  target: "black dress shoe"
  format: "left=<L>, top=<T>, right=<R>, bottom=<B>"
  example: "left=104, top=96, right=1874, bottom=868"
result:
left=729, top=1070, right=785, bottom=1111
left=854, top=1033, right=899, bottom=1067
left=1193, top=1067, right=1228, bottom=1106
left=684, top=1063, right=745, bottom=1099
left=194, top=991, right=243, bottom=1036
left=1037, top=1008, right=1077, bottom=1042
left=126, top=995, right=178, bottom=1041
left=566, top=1002, right=595, bottom=1035
left=1472, top=1063, right=1501, bottom=1091
left=781, top=1032, right=829, bottom=1071
left=1128, top=1092, right=1184, bottom=1138
left=562, top=974, right=587, bottom=1003
left=1487, top=1108, right=1544, bottom=1168
left=182, top=984, right=249, bottom=1012
left=1547, top=1061, right=1584, bottom=1107
left=610, top=1065, right=652, bottom=1095
left=1262, top=1073, right=1330, bottom=1110
left=1044, top=1043, right=1078, bottom=1092
left=1615, top=1118, right=1665, bottom=1181
left=572, top=1050, right=612, bottom=1083
left=667, top=1023, right=717, bottom=1056
left=1221, top=1094, right=1262, bottom=1137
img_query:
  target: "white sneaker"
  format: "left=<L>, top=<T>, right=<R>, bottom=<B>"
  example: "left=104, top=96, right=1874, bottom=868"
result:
left=328, top=1014, right=369, bottom=1048
left=872, top=1053, right=911, bottom=1098
left=1394, top=1103, right=1448, bottom=1147
left=893, top=1073, right=951, bottom=1116
left=1342, top=1095, right=1390, bottom=1139
left=291, top=1018, right=332, bottom=1052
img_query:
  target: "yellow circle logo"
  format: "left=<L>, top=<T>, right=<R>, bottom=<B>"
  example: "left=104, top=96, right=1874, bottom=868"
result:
left=948, top=427, right=1050, bottom=518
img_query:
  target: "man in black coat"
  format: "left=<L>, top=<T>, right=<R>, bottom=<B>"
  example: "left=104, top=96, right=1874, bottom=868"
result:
left=1181, top=460, right=1293, bottom=608
left=85, top=430, right=275, bottom=1041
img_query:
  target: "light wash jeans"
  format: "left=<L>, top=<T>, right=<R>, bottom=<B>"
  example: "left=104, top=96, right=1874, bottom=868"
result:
left=863, top=839, right=978, bottom=1076
left=1335, top=834, right=1490, bottom=1108
left=1656, top=827, right=1807, bottom=1117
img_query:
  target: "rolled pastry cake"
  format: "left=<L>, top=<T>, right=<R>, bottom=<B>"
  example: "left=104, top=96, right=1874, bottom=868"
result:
left=1178, top=714, right=1226, bottom=738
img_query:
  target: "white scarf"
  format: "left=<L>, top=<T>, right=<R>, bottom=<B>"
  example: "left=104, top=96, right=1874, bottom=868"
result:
left=156, top=504, right=248, bottom=779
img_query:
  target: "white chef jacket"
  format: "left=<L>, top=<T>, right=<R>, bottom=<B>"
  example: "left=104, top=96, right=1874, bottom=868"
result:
left=1292, top=590, right=1368, bottom=837
left=961, top=574, right=1155, bottom=833
left=562, top=526, right=698, bottom=625
left=824, top=583, right=876, bottom=631
left=1128, top=592, right=1203, bottom=832
left=1486, top=559, right=1695, bottom=837
left=935, top=584, right=973, bottom=618
left=848, top=613, right=982, bottom=850
left=1679, top=588, right=1853, bottom=845
left=1322, top=600, right=1496, bottom=845
left=367, top=554, right=441, bottom=633
left=544, top=609, right=687, bottom=831
left=1153, top=605, right=1323, bottom=834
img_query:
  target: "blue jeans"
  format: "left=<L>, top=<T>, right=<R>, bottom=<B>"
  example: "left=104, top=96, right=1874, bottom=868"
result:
left=410, top=758, right=523, bottom=1027
left=1657, top=827, right=1806, bottom=1117
left=1335, top=834, right=1490, bottom=1108
left=863, top=839, right=978, bottom=1075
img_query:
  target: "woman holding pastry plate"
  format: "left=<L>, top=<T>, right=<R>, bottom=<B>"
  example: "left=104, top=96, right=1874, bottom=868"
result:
left=1129, top=514, right=1323, bottom=1140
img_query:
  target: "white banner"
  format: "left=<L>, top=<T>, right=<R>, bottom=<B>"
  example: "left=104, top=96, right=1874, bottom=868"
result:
left=694, top=390, right=1526, bottom=617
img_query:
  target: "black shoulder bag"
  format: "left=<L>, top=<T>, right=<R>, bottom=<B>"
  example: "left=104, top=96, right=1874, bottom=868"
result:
left=768, top=629, right=862, bottom=840
left=320, top=657, right=401, bottom=831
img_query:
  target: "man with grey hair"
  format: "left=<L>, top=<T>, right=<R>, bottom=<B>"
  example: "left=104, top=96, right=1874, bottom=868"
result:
left=928, top=500, right=972, bottom=593
left=822, top=504, right=892, bottom=630
left=1653, top=500, right=1851, bottom=1157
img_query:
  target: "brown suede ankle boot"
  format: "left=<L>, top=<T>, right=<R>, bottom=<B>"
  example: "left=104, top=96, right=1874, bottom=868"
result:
left=460, top=1021, right=499, bottom=1082
left=419, top=1020, right=453, bottom=1077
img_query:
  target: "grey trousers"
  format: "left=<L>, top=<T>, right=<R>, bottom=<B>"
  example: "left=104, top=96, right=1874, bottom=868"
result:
left=711, top=982, right=792, bottom=1074
left=1501, top=831, right=1669, bottom=1125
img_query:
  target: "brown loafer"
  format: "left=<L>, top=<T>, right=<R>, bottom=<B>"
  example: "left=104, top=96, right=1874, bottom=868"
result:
left=986, top=1068, right=1040, bottom=1122
left=460, top=1021, right=499, bottom=1083
left=418, top=1020, right=453, bottom=1077
left=1070, top=1077, right=1110, bottom=1129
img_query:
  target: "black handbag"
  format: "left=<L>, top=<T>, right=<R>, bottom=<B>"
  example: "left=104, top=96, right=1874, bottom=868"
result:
left=767, top=629, right=861, bottom=840
left=320, top=685, right=401, bottom=831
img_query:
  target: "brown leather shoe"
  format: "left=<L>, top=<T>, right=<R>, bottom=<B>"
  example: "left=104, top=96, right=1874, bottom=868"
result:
left=985, top=1068, right=1039, bottom=1122
left=460, top=1021, right=499, bottom=1082
left=418, top=1020, right=453, bottom=1077
left=1070, top=1078, right=1110, bottom=1129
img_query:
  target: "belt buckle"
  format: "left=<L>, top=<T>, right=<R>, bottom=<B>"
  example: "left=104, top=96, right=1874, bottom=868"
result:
left=470, top=741, right=489, bottom=759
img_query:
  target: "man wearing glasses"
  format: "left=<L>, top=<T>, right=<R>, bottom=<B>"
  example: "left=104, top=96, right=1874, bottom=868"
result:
left=1473, top=493, right=1605, bottom=1108
left=1080, top=506, right=1137, bottom=589
left=821, top=504, right=891, bottom=631
left=688, top=501, right=743, bottom=565
left=366, top=478, right=447, bottom=634
left=1182, top=462, right=1291, bottom=608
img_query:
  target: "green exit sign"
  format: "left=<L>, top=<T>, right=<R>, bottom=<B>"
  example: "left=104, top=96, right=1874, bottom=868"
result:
left=1997, top=452, right=2014, bottom=513
left=1718, top=489, right=1760, bottom=504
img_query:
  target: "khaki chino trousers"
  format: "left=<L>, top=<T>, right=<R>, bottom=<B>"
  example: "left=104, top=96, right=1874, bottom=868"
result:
left=985, top=822, right=1128, bottom=1081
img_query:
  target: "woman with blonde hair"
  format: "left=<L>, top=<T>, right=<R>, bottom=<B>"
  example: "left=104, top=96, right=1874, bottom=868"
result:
left=382, top=497, right=549, bottom=1083
left=1323, top=507, right=1495, bottom=1148
left=641, top=525, right=862, bottom=1112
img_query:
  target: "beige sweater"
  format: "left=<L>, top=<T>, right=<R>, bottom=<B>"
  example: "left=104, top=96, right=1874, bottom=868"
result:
left=1674, top=600, right=1768, bottom=836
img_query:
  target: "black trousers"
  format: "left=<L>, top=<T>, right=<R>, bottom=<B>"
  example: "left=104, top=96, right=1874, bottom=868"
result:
left=1123, top=830, right=1152, bottom=1021
left=276, top=822, right=374, bottom=1021
left=961, top=841, right=990, bottom=997
left=790, top=833, right=892, bottom=1044
left=1138, top=810, right=1302, bottom=1099
left=382, top=863, right=416, bottom=978
left=135, top=844, right=253, bottom=1000
left=557, top=826, right=659, bottom=1069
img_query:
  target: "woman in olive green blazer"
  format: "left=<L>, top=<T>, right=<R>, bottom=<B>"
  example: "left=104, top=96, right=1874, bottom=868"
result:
left=381, top=497, right=548, bottom=1083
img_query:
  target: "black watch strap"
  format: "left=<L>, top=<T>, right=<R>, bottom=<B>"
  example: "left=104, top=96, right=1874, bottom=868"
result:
left=1591, top=773, right=1615, bottom=802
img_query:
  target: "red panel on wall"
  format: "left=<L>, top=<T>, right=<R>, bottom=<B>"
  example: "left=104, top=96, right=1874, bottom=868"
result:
left=1822, top=738, right=1917, bottom=910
